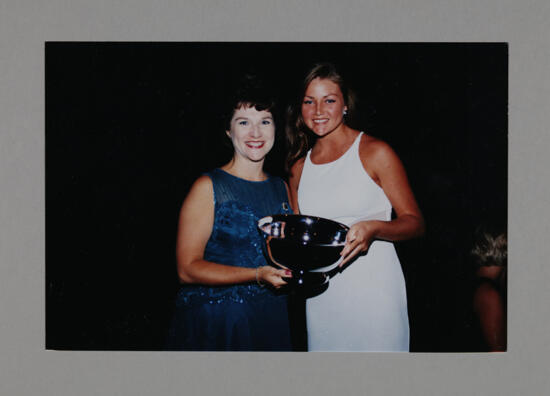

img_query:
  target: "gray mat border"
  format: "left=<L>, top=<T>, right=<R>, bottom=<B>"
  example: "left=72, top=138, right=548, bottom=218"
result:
left=1, top=1, right=549, bottom=395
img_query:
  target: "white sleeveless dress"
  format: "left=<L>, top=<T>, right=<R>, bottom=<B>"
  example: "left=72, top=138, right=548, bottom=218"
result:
left=298, top=132, right=409, bottom=351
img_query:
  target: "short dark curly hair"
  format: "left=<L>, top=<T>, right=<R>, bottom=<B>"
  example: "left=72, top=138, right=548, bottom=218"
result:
left=222, top=74, right=277, bottom=131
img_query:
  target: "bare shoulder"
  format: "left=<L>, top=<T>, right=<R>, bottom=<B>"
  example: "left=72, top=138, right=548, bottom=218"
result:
left=360, top=134, right=395, bottom=158
left=359, top=134, right=401, bottom=171
left=289, top=157, right=306, bottom=186
left=190, top=174, right=213, bottom=195
left=183, top=174, right=214, bottom=207
left=287, top=157, right=305, bottom=213
left=476, top=266, right=504, bottom=281
left=290, top=157, right=306, bottom=175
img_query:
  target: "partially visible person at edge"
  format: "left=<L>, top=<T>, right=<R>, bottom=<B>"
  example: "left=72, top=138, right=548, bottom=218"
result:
left=286, top=63, right=425, bottom=351
left=471, top=224, right=507, bottom=352
left=166, top=78, right=293, bottom=351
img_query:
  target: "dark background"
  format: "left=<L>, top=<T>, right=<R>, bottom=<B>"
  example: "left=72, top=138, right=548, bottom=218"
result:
left=46, top=43, right=507, bottom=351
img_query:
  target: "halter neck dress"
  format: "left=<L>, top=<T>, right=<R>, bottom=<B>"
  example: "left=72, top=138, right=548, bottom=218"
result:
left=298, top=132, right=409, bottom=351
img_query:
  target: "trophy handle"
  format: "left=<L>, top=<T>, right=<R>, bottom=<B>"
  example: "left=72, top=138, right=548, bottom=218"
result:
left=258, top=216, right=288, bottom=270
left=258, top=216, right=285, bottom=238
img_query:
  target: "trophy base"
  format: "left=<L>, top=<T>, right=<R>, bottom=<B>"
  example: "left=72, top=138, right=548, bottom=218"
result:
left=283, top=270, right=328, bottom=290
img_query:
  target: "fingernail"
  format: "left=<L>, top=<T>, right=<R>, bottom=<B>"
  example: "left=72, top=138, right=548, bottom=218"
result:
left=285, top=270, right=292, bottom=276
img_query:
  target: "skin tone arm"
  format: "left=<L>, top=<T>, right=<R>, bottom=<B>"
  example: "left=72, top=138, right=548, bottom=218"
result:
left=340, top=136, right=425, bottom=266
left=176, top=175, right=289, bottom=288
left=473, top=266, right=506, bottom=351
left=288, top=157, right=305, bottom=214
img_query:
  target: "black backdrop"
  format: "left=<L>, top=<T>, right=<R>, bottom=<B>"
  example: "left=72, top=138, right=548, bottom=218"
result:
left=46, top=43, right=507, bottom=351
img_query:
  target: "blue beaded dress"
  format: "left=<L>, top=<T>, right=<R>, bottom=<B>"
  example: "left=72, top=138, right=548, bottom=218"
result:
left=166, top=168, right=293, bottom=351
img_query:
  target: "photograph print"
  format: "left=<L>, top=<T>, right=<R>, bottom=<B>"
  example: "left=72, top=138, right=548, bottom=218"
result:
left=46, top=42, right=507, bottom=352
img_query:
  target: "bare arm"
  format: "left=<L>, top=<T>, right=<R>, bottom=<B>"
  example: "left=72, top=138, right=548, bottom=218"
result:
left=283, top=180, right=293, bottom=213
left=473, top=280, right=506, bottom=351
left=363, top=138, right=425, bottom=240
left=288, top=158, right=305, bottom=214
left=340, top=137, right=425, bottom=265
left=176, top=175, right=289, bottom=287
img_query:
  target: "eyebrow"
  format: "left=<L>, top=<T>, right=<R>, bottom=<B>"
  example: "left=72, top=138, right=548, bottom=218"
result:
left=234, top=116, right=273, bottom=121
left=304, top=94, right=338, bottom=98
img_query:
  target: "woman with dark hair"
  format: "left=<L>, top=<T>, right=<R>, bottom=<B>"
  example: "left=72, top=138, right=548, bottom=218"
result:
left=287, top=63, right=425, bottom=351
left=166, top=79, right=293, bottom=351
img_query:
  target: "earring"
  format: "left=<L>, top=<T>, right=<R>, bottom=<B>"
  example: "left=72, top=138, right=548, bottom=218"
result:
left=343, top=110, right=348, bottom=115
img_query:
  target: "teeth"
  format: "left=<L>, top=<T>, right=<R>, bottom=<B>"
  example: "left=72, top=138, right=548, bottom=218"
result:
left=246, top=142, right=263, bottom=148
left=313, top=119, right=328, bottom=124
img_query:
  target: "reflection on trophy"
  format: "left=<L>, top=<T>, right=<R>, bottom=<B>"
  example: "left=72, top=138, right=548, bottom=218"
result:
left=258, top=214, right=349, bottom=289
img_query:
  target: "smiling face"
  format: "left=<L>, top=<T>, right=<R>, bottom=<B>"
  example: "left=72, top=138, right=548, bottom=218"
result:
left=227, top=105, right=275, bottom=164
left=301, top=77, right=348, bottom=137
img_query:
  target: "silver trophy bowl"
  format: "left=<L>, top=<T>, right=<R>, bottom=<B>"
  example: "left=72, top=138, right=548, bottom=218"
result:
left=258, top=214, right=349, bottom=288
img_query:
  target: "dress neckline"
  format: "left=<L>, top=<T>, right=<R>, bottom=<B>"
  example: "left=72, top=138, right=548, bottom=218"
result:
left=308, top=132, right=363, bottom=166
left=215, top=168, right=271, bottom=183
